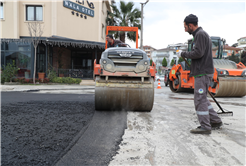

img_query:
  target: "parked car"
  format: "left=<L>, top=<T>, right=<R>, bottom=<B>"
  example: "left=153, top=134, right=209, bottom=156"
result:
left=164, top=68, right=171, bottom=86
left=157, top=75, right=164, bottom=82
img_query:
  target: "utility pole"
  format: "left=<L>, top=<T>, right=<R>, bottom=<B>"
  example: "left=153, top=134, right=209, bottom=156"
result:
left=140, top=0, right=149, bottom=50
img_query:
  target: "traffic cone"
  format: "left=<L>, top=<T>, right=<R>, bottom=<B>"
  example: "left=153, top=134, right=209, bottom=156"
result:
left=157, top=80, right=162, bottom=89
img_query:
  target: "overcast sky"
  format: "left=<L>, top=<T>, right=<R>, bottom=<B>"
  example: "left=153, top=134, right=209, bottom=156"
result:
left=115, top=0, right=246, bottom=49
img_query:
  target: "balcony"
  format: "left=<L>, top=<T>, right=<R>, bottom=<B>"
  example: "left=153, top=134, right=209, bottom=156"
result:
left=156, top=53, right=169, bottom=57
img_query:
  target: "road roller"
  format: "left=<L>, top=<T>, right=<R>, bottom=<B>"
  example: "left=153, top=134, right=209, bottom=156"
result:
left=94, top=26, right=156, bottom=111
left=169, top=36, right=246, bottom=97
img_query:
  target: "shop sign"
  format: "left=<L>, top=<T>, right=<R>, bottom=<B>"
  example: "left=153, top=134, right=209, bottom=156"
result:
left=63, top=0, right=94, bottom=17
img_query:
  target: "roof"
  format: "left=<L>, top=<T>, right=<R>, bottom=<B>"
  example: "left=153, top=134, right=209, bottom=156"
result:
left=156, top=48, right=176, bottom=52
left=143, top=45, right=156, bottom=50
left=212, top=45, right=242, bottom=51
left=0, top=35, right=105, bottom=49
left=224, top=45, right=242, bottom=51
left=167, top=43, right=187, bottom=47
left=238, top=36, right=246, bottom=41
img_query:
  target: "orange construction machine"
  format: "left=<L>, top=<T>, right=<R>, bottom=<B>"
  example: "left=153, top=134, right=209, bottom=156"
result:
left=94, top=26, right=156, bottom=111
left=169, top=36, right=246, bottom=97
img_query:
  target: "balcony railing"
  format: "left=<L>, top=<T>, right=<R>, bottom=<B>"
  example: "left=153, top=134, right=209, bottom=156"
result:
left=156, top=53, right=169, bottom=57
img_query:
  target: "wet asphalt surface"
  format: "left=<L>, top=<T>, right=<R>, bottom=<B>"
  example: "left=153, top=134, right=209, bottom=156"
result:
left=1, top=92, right=127, bottom=166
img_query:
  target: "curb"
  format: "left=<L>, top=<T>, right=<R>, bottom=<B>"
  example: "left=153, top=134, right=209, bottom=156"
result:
left=2, top=88, right=95, bottom=92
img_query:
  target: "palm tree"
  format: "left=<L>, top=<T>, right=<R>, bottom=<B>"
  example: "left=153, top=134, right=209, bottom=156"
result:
left=106, top=1, right=141, bottom=43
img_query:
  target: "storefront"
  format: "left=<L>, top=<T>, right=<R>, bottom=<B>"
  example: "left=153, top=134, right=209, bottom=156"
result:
left=1, top=36, right=105, bottom=79
left=1, top=0, right=112, bottom=79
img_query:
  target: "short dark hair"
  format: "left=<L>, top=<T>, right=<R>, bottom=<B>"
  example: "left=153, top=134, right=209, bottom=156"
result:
left=185, top=22, right=198, bottom=26
left=106, top=34, right=114, bottom=39
left=184, top=14, right=198, bottom=26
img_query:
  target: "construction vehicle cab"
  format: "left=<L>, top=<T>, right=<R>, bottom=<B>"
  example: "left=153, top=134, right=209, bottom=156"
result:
left=94, top=26, right=156, bottom=111
left=169, top=36, right=246, bottom=97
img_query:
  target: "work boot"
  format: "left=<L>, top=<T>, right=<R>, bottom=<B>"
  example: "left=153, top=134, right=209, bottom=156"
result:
left=197, top=122, right=223, bottom=130
left=190, top=127, right=211, bottom=134
left=211, top=122, right=223, bottom=128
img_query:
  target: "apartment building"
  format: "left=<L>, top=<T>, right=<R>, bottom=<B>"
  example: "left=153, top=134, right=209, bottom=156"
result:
left=142, top=45, right=156, bottom=59
left=237, top=36, right=246, bottom=51
left=0, top=0, right=113, bottom=79
left=151, top=48, right=177, bottom=70
left=167, top=43, right=187, bottom=51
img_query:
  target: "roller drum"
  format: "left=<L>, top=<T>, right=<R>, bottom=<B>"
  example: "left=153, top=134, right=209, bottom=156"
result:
left=213, top=77, right=246, bottom=97
left=95, top=78, right=154, bottom=111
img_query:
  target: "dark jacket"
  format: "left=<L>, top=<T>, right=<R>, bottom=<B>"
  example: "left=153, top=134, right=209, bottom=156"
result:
left=107, top=39, right=123, bottom=48
left=181, top=27, right=214, bottom=76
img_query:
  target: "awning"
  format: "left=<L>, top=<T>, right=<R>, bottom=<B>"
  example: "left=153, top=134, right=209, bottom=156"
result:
left=0, top=35, right=105, bottom=49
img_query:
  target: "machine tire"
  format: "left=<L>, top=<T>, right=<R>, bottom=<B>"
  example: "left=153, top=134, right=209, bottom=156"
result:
left=169, top=75, right=181, bottom=92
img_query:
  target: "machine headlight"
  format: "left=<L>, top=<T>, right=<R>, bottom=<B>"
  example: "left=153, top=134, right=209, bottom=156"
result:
left=138, top=65, right=145, bottom=70
left=217, top=69, right=229, bottom=76
left=144, top=61, right=148, bottom=65
left=106, top=64, right=112, bottom=70
left=103, top=60, right=107, bottom=64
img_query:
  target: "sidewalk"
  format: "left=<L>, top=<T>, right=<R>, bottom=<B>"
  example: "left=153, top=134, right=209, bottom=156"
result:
left=1, top=80, right=95, bottom=92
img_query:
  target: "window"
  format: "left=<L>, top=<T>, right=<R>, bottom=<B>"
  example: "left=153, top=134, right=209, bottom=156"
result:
left=26, top=5, right=43, bottom=21
left=0, top=2, right=3, bottom=19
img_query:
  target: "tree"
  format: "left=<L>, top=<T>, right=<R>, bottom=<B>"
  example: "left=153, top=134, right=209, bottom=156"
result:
left=178, top=57, right=184, bottom=63
left=27, top=21, right=44, bottom=84
left=106, top=1, right=141, bottom=43
left=241, top=51, right=246, bottom=65
left=170, top=59, right=175, bottom=66
left=150, top=59, right=152, bottom=66
left=162, top=58, right=167, bottom=67
left=229, top=52, right=239, bottom=64
left=231, top=43, right=238, bottom=47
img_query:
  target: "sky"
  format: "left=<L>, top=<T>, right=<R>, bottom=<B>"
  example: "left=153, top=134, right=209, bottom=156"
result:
left=115, top=0, right=246, bottom=49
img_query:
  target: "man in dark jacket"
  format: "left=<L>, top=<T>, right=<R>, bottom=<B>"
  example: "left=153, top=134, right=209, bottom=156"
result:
left=177, top=14, right=222, bottom=134
left=106, top=35, right=124, bottom=48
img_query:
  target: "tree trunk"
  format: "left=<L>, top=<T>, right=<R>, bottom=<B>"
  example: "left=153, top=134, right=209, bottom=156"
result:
left=33, top=47, right=37, bottom=84
left=120, top=32, right=126, bottom=43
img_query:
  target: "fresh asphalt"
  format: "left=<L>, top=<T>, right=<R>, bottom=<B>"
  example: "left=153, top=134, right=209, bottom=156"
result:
left=1, top=92, right=127, bottom=166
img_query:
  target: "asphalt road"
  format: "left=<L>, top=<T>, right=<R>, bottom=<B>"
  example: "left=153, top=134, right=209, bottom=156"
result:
left=1, top=82, right=245, bottom=166
left=1, top=92, right=127, bottom=166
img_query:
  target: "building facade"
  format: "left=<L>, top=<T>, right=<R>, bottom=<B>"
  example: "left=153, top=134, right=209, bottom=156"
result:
left=151, top=48, right=177, bottom=74
left=237, top=36, right=246, bottom=51
left=1, top=0, right=113, bottom=79
left=142, top=45, right=156, bottom=59
left=167, top=43, right=187, bottom=51
left=212, top=44, right=242, bottom=58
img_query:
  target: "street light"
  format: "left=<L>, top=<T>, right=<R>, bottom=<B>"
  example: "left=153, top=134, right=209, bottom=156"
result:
left=140, top=0, right=149, bottom=50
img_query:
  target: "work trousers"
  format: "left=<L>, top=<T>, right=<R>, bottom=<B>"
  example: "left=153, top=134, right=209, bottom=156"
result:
left=194, top=75, right=222, bottom=130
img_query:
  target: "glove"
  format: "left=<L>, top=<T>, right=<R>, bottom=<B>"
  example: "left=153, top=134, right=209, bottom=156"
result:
left=176, top=50, right=182, bottom=58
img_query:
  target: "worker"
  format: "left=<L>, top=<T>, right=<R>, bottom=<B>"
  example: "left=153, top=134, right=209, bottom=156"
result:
left=177, top=14, right=223, bottom=134
left=106, top=35, right=124, bottom=48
